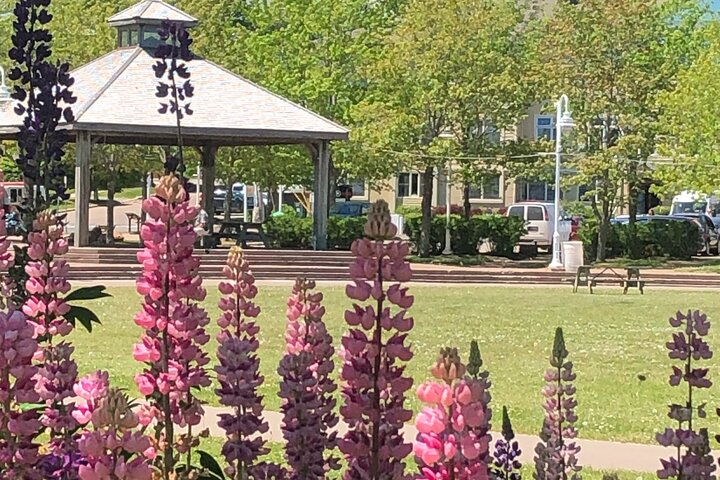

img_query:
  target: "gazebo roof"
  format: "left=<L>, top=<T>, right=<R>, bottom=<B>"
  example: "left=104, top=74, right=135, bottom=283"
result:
left=108, top=0, right=199, bottom=27
left=0, top=46, right=348, bottom=146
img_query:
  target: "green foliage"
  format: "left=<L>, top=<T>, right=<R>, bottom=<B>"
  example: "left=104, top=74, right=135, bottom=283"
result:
left=264, top=209, right=313, bottom=249
left=404, top=213, right=525, bottom=257
left=265, top=210, right=366, bottom=250
left=328, top=216, right=366, bottom=250
left=467, top=340, right=483, bottom=378
left=578, top=220, right=700, bottom=261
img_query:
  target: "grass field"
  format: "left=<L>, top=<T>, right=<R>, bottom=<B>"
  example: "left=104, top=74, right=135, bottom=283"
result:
left=68, top=284, right=720, bottom=445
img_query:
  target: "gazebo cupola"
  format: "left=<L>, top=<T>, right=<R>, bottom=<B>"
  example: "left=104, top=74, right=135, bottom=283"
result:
left=108, top=0, right=199, bottom=49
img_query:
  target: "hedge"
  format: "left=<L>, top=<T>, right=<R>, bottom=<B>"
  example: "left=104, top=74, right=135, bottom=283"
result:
left=403, top=213, right=526, bottom=257
left=578, top=218, right=700, bottom=260
left=264, top=211, right=365, bottom=250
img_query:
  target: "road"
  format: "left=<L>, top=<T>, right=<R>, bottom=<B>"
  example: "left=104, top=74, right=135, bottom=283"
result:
left=64, top=199, right=143, bottom=234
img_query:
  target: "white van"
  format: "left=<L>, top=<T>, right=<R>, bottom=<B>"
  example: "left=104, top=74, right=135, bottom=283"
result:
left=506, top=202, right=571, bottom=249
left=670, top=191, right=719, bottom=217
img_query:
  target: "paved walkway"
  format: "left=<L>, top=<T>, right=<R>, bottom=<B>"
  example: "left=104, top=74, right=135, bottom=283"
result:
left=199, top=406, right=703, bottom=473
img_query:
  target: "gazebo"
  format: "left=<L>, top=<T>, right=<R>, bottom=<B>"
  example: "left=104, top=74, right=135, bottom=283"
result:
left=0, top=0, right=348, bottom=248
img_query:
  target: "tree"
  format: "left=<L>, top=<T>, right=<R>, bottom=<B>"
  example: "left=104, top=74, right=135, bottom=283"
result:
left=654, top=21, right=720, bottom=197
left=355, top=0, right=537, bottom=256
left=538, top=0, right=705, bottom=261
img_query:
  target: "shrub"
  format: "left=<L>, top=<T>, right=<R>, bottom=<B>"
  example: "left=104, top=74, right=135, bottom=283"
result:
left=578, top=219, right=699, bottom=261
left=404, top=214, right=525, bottom=257
left=328, top=216, right=366, bottom=250
left=265, top=209, right=366, bottom=250
left=265, top=209, right=314, bottom=249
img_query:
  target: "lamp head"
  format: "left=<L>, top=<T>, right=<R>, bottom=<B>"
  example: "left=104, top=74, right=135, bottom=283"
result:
left=558, top=110, right=575, bottom=129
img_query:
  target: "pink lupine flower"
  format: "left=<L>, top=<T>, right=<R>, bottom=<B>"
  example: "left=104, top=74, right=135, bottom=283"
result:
left=339, top=201, right=415, bottom=479
left=413, top=348, right=491, bottom=480
left=132, top=175, right=211, bottom=476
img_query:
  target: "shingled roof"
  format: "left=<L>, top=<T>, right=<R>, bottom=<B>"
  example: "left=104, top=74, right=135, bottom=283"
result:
left=0, top=46, right=349, bottom=146
left=108, top=0, right=198, bottom=27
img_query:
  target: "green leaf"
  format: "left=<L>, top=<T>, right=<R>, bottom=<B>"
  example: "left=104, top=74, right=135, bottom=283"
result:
left=65, top=305, right=102, bottom=333
left=18, top=402, right=45, bottom=413
left=198, top=450, right=226, bottom=480
left=65, top=285, right=112, bottom=302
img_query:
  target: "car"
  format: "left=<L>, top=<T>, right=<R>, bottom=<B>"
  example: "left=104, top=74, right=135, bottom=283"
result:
left=330, top=201, right=371, bottom=217
left=673, top=213, right=720, bottom=255
left=505, top=202, right=571, bottom=248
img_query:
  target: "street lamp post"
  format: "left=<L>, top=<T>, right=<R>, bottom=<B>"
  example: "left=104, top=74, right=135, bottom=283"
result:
left=549, top=94, right=575, bottom=271
left=442, top=164, right=453, bottom=255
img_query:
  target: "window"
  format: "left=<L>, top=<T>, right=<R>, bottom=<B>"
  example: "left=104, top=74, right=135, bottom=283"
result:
left=130, top=28, right=139, bottom=45
left=119, top=29, right=130, bottom=47
left=468, top=174, right=501, bottom=200
left=535, top=115, right=556, bottom=141
left=508, top=206, right=524, bottom=218
left=516, top=180, right=554, bottom=202
left=527, top=206, right=545, bottom=221
left=398, top=173, right=422, bottom=197
left=141, top=30, right=163, bottom=48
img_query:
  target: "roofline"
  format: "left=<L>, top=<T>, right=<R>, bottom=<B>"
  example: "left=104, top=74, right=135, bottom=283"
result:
left=108, top=0, right=199, bottom=27
left=108, top=18, right=199, bottom=28
left=70, top=123, right=349, bottom=143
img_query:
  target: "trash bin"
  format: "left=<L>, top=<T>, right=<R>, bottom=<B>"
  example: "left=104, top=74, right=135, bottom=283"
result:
left=563, top=241, right=584, bottom=273
left=391, top=214, right=404, bottom=237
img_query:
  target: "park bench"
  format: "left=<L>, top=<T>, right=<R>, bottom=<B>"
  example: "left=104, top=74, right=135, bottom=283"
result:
left=125, top=212, right=141, bottom=234
left=572, top=266, right=644, bottom=294
left=212, top=220, right=270, bottom=248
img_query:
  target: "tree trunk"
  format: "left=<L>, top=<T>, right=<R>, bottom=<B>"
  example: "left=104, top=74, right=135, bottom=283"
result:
left=106, top=178, right=115, bottom=245
left=463, top=183, right=471, bottom=220
left=419, top=166, right=435, bottom=257
left=328, top=157, right=338, bottom=211
left=596, top=199, right=611, bottom=262
left=224, top=180, right=232, bottom=222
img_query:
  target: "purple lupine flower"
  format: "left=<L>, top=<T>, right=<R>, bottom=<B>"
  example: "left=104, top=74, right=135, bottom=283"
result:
left=215, top=247, right=270, bottom=479
left=154, top=21, right=194, bottom=178
left=534, top=327, right=581, bottom=480
left=279, top=278, right=339, bottom=479
left=9, top=0, right=75, bottom=209
left=339, top=200, right=414, bottom=480
left=492, top=406, right=522, bottom=480
left=657, top=310, right=716, bottom=479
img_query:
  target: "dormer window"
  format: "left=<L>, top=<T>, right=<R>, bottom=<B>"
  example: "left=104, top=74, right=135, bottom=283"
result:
left=108, top=0, right=198, bottom=50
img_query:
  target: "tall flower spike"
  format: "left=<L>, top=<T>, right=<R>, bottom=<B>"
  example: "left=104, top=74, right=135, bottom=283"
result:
left=656, top=310, right=715, bottom=479
left=534, top=327, right=581, bottom=480
left=74, top=371, right=154, bottom=480
left=215, top=246, right=272, bottom=480
left=10, top=0, right=75, bottom=208
left=133, top=175, right=211, bottom=479
left=154, top=20, right=194, bottom=177
left=0, top=310, right=41, bottom=479
left=492, top=406, right=522, bottom=480
left=279, top=278, right=339, bottom=479
left=339, top=200, right=414, bottom=480
left=414, top=348, right=491, bottom=480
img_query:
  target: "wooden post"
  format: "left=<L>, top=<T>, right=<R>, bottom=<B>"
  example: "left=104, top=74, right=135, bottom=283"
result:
left=200, top=144, right=217, bottom=233
left=74, top=131, right=92, bottom=247
left=313, top=141, right=330, bottom=250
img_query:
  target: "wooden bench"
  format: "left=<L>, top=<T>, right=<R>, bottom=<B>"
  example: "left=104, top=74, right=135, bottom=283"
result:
left=125, top=212, right=141, bottom=234
left=573, top=266, right=645, bottom=294
left=213, top=221, right=270, bottom=248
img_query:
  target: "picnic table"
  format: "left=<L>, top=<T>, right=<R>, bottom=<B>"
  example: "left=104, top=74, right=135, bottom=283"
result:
left=213, top=220, right=269, bottom=248
left=572, top=266, right=644, bottom=294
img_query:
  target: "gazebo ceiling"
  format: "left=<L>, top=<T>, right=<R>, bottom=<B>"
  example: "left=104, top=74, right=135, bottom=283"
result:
left=0, top=0, right=349, bottom=147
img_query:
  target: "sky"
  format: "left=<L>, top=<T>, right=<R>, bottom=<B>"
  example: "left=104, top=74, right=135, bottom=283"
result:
left=713, top=0, right=720, bottom=11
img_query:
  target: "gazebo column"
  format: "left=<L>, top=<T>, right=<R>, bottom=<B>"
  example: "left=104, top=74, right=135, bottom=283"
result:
left=313, top=141, right=330, bottom=250
left=74, top=132, right=92, bottom=247
left=200, top=144, right=217, bottom=232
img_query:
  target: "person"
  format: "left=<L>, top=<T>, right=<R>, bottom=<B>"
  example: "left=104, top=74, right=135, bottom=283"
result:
left=194, top=193, right=211, bottom=252
left=648, top=208, right=655, bottom=216
left=0, top=171, right=9, bottom=218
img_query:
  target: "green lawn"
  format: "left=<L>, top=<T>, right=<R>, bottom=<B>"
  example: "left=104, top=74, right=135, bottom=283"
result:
left=68, top=285, right=719, bottom=445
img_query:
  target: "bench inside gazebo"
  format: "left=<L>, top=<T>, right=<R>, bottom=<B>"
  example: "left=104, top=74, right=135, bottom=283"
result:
left=0, top=0, right=348, bottom=249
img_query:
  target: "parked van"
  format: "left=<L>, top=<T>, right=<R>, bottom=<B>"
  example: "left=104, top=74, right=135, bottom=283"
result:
left=505, top=202, right=572, bottom=249
left=670, top=191, right=720, bottom=217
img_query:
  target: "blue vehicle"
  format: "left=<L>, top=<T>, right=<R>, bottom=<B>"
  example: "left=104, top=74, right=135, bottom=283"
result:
left=330, top=201, right=371, bottom=217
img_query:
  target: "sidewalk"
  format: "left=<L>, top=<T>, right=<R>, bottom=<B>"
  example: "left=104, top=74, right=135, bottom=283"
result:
left=199, top=406, right=699, bottom=473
